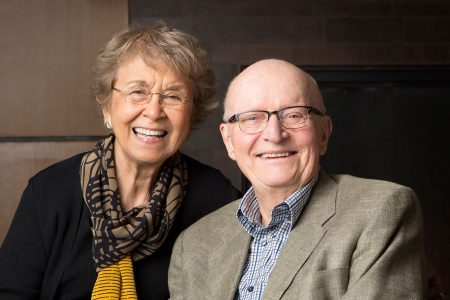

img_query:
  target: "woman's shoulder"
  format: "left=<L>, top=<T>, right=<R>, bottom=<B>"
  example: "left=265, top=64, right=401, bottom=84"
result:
left=29, top=152, right=86, bottom=185
left=25, top=153, right=87, bottom=206
left=183, top=153, right=220, bottom=173
left=182, top=153, right=234, bottom=184
left=16, top=153, right=86, bottom=231
left=182, top=154, right=240, bottom=195
left=180, top=153, right=241, bottom=217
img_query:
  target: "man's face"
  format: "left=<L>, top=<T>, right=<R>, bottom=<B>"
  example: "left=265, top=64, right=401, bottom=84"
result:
left=220, top=60, right=331, bottom=198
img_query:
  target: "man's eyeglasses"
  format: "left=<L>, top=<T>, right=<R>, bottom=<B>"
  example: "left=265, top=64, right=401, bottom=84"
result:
left=225, top=105, right=324, bottom=134
left=112, top=87, right=189, bottom=107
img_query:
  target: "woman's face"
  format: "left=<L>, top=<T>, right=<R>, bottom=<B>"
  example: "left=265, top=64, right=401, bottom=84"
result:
left=102, top=55, right=193, bottom=170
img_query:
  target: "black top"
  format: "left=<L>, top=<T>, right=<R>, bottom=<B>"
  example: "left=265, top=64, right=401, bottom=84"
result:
left=0, top=153, right=241, bottom=300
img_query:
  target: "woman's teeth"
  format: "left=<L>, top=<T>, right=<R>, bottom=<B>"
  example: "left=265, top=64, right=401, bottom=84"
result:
left=133, top=128, right=166, bottom=137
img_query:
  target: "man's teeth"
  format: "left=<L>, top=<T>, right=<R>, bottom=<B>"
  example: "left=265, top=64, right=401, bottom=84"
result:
left=260, top=152, right=290, bottom=158
left=134, top=128, right=166, bottom=137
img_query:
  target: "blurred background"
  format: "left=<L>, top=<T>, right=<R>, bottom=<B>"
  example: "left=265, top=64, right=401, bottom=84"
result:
left=1, top=0, right=449, bottom=293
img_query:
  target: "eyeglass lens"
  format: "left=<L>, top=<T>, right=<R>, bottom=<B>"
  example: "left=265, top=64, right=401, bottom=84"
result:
left=238, top=106, right=311, bottom=133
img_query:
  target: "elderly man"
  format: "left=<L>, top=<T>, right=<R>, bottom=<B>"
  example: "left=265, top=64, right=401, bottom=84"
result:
left=168, top=59, right=427, bottom=299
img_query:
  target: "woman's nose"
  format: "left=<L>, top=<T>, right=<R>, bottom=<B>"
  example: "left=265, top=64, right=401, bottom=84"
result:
left=142, top=94, right=165, bottom=119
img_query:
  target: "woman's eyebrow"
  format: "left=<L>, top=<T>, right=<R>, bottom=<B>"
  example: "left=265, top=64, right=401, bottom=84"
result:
left=124, top=80, right=148, bottom=86
left=164, top=84, right=188, bottom=91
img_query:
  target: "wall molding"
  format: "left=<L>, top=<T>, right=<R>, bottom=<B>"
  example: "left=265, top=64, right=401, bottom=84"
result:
left=0, top=136, right=105, bottom=142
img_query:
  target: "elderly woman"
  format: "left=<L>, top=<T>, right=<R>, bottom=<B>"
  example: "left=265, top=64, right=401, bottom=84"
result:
left=0, top=24, right=240, bottom=299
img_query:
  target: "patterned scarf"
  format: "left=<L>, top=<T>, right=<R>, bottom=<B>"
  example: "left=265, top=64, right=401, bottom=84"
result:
left=80, top=135, right=188, bottom=299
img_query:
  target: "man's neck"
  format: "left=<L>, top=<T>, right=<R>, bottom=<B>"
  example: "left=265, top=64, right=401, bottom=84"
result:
left=252, top=173, right=320, bottom=226
left=253, top=188, right=295, bottom=226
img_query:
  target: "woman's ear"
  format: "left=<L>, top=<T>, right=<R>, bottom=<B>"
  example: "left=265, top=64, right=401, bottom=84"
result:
left=219, top=123, right=236, bottom=161
left=101, top=100, right=112, bottom=130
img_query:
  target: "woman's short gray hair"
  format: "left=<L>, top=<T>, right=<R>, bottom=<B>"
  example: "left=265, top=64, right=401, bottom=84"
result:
left=92, top=23, right=217, bottom=128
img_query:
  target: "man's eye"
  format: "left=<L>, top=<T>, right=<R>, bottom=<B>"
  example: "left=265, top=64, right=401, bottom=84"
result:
left=245, top=116, right=257, bottom=121
left=285, top=112, right=304, bottom=119
left=242, top=113, right=263, bottom=122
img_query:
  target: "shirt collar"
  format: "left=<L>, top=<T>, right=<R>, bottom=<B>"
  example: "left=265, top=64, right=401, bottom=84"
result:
left=236, top=173, right=319, bottom=235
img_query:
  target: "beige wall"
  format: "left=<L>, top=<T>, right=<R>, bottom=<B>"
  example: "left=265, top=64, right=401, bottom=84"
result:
left=0, top=0, right=128, bottom=243
left=0, top=0, right=128, bottom=136
left=0, top=142, right=96, bottom=242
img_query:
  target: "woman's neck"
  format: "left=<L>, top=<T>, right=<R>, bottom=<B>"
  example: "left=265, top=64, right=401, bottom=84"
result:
left=114, top=155, right=163, bottom=212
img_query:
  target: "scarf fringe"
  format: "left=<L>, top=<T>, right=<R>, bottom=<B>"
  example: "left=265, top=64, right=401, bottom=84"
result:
left=91, top=255, right=138, bottom=300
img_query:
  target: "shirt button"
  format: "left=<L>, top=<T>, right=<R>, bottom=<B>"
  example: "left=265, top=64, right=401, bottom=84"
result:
left=261, top=239, right=267, bottom=246
left=247, top=286, right=254, bottom=292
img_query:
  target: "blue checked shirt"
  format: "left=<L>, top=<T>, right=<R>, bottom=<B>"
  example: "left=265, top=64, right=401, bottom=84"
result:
left=234, top=174, right=319, bottom=300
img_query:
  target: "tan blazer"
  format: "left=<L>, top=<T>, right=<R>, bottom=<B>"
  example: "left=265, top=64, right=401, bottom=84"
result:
left=169, top=171, right=427, bottom=299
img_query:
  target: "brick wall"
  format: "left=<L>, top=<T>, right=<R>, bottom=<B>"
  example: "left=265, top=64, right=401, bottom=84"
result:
left=131, top=0, right=450, bottom=66
left=130, top=1, right=450, bottom=189
left=130, top=0, right=450, bottom=294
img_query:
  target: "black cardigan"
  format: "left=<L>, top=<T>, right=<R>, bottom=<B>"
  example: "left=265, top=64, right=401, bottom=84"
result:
left=0, top=153, right=241, bottom=299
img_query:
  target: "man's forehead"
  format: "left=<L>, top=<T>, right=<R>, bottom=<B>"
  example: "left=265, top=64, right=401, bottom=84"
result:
left=233, top=62, right=307, bottom=90
left=227, top=75, right=308, bottom=106
left=223, top=59, right=323, bottom=115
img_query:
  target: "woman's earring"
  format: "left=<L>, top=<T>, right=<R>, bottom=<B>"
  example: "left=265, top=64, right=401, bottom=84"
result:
left=104, top=121, right=112, bottom=130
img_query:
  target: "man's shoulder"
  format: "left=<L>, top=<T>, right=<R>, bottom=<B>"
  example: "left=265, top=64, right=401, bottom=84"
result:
left=182, top=199, right=241, bottom=237
left=331, top=173, right=415, bottom=196
left=327, top=173, right=419, bottom=211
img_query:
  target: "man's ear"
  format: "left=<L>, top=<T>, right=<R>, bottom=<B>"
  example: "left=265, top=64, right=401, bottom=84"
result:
left=319, top=116, right=332, bottom=156
left=220, top=123, right=236, bottom=161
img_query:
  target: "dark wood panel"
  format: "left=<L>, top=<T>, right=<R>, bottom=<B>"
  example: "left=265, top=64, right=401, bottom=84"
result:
left=239, top=69, right=450, bottom=292
left=317, top=71, right=450, bottom=292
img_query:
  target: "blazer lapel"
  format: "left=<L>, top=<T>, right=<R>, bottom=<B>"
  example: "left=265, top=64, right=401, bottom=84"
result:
left=209, top=208, right=251, bottom=300
left=262, top=171, right=337, bottom=299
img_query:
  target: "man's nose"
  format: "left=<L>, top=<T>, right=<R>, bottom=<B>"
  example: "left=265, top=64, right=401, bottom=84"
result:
left=262, top=114, right=286, bottom=142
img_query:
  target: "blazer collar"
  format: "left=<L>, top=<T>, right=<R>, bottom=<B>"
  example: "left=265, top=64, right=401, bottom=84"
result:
left=209, top=201, right=251, bottom=300
left=262, top=170, right=338, bottom=299
left=207, top=171, right=337, bottom=300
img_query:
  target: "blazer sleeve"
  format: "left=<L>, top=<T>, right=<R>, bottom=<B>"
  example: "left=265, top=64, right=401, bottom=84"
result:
left=343, top=186, right=427, bottom=299
left=168, top=230, right=184, bottom=300
left=0, top=181, right=49, bottom=299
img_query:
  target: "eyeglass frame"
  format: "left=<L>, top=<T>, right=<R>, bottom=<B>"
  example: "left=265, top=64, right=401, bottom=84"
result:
left=225, top=105, right=325, bottom=134
left=112, top=87, right=190, bottom=106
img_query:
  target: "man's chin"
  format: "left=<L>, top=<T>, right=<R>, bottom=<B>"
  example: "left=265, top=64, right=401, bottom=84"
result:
left=254, top=175, right=302, bottom=191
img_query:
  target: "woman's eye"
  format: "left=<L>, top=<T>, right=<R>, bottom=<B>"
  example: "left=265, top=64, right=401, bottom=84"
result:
left=128, top=89, right=148, bottom=102
left=167, top=94, right=181, bottom=100
left=130, top=89, right=146, bottom=96
left=162, top=93, right=183, bottom=102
